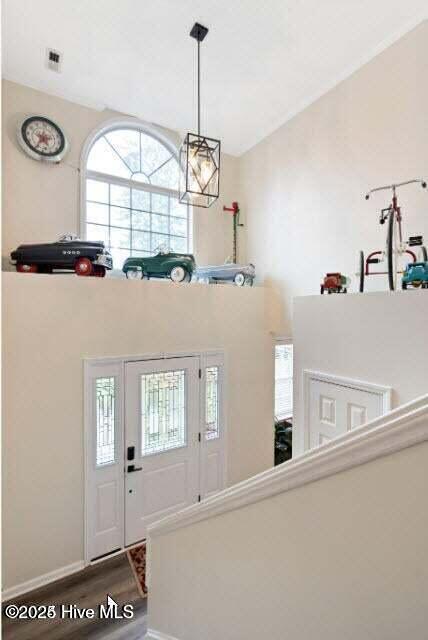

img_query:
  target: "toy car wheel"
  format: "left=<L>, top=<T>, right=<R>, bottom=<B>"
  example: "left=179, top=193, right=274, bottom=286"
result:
left=17, top=263, right=38, bottom=273
left=402, top=281, right=407, bottom=290
left=170, top=266, right=187, bottom=283
left=94, top=266, right=106, bottom=278
left=234, top=272, right=245, bottom=286
left=126, top=267, right=144, bottom=280
left=320, top=285, right=324, bottom=295
left=75, top=257, right=94, bottom=276
left=359, top=251, right=365, bottom=292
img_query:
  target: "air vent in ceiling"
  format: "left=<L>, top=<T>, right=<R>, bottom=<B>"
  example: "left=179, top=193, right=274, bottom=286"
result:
left=46, top=48, right=62, bottom=72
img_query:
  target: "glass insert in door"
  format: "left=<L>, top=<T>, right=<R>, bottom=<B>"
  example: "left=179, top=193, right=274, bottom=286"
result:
left=96, top=377, right=116, bottom=466
left=141, top=370, right=186, bottom=455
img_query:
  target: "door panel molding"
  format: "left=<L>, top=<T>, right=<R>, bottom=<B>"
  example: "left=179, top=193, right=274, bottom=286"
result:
left=303, top=370, right=392, bottom=453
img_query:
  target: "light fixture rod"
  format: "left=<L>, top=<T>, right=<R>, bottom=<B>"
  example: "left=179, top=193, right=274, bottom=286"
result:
left=189, top=23, right=208, bottom=136
left=198, top=38, right=200, bottom=136
left=182, top=23, right=220, bottom=208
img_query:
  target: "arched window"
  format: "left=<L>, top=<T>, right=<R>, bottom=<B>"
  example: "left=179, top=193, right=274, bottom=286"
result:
left=82, top=122, right=191, bottom=269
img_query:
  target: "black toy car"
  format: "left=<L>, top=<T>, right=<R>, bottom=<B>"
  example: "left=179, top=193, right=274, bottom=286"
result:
left=10, top=234, right=113, bottom=277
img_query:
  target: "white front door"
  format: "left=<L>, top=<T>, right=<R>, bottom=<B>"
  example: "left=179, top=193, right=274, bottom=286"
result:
left=85, top=353, right=226, bottom=561
left=308, top=376, right=387, bottom=449
left=124, top=357, right=201, bottom=545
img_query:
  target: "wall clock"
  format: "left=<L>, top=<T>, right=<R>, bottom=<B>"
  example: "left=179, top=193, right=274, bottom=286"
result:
left=17, top=115, right=69, bottom=163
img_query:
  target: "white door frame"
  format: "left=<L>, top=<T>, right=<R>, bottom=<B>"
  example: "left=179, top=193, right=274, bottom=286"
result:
left=302, top=370, right=392, bottom=453
left=84, top=349, right=227, bottom=565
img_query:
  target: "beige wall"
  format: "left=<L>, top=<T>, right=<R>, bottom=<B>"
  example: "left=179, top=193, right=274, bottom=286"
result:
left=2, top=273, right=274, bottom=590
left=241, top=21, right=428, bottom=334
left=2, top=79, right=242, bottom=269
left=293, top=290, right=428, bottom=455
left=149, top=438, right=428, bottom=640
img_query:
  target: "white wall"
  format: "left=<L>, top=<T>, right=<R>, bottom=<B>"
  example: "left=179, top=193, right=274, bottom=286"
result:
left=293, top=290, right=428, bottom=455
left=1, top=80, right=243, bottom=270
left=2, top=273, right=274, bottom=591
left=240, top=20, right=428, bottom=334
left=148, top=437, right=428, bottom=640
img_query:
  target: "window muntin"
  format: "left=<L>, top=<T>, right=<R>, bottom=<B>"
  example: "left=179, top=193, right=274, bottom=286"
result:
left=205, top=366, right=219, bottom=440
left=140, top=370, right=186, bottom=456
left=96, top=377, right=116, bottom=466
left=274, top=344, right=293, bottom=421
left=85, top=127, right=190, bottom=269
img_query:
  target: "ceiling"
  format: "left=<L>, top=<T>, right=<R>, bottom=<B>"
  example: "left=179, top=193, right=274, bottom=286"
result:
left=2, top=1, right=427, bottom=155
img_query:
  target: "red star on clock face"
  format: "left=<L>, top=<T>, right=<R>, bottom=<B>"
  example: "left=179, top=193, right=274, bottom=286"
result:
left=20, top=116, right=67, bottom=161
left=37, top=131, right=52, bottom=145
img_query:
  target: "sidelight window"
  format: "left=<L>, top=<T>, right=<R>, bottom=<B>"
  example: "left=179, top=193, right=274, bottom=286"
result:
left=205, top=366, right=219, bottom=440
left=274, top=343, right=293, bottom=421
left=96, top=377, right=116, bottom=466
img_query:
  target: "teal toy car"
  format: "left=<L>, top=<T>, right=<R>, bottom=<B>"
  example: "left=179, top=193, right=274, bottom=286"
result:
left=122, top=246, right=196, bottom=283
left=402, top=261, right=428, bottom=289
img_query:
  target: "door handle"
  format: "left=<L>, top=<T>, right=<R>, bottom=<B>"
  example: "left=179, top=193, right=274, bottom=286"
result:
left=127, top=465, right=142, bottom=473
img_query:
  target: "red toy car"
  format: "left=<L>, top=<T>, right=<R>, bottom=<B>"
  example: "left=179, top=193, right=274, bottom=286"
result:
left=320, top=272, right=349, bottom=294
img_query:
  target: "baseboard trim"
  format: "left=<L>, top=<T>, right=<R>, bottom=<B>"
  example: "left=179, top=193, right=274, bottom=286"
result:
left=145, top=630, right=180, bottom=640
left=2, top=560, right=85, bottom=601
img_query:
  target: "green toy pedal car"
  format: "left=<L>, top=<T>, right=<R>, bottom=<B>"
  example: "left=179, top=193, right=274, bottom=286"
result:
left=123, top=246, right=195, bottom=283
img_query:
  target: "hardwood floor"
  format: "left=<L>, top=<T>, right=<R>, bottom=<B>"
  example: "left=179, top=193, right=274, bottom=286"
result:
left=2, top=553, right=147, bottom=640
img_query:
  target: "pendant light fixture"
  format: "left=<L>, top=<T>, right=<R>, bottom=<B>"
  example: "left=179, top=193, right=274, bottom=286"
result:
left=179, top=22, right=220, bottom=208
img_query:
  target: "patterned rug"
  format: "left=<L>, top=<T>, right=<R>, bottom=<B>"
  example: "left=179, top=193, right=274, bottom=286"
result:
left=127, top=542, right=148, bottom=599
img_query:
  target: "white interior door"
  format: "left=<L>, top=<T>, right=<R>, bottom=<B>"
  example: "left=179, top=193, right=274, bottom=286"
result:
left=125, top=357, right=200, bottom=545
left=308, top=376, right=386, bottom=449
